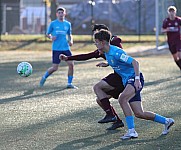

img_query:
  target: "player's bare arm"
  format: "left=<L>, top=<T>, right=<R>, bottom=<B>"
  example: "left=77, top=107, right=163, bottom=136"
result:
left=132, top=59, right=142, bottom=91
left=68, top=34, right=73, bottom=46
left=161, top=28, right=168, bottom=33
left=60, top=50, right=104, bottom=61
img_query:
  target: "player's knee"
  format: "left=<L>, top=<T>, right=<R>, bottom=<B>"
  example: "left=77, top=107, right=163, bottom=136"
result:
left=173, top=53, right=179, bottom=61
left=93, top=83, right=99, bottom=93
left=96, top=98, right=101, bottom=104
left=118, top=100, right=125, bottom=107
left=118, top=94, right=128, bottom=105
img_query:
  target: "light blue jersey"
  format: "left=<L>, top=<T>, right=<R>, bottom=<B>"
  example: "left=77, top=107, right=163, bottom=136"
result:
left=104, top=45, right=135, bottom=86
left=47, top=19, right=72, bottom=51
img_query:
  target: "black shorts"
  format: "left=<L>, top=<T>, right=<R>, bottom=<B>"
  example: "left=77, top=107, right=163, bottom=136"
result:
left=168, top=41, right=181, bottom=54
left=102, top=72, right=124, bottom=99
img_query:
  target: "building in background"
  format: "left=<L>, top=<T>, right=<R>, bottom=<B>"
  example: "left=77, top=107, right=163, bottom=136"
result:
left=20, top=0, right=48, bottom=34
left=1, top=0, right=20, bottom=34
left=0, top=0, right=49, bottom=34
left=0, top=0, right=177, bottom=35
left=19, top=0, right=83, bottom=34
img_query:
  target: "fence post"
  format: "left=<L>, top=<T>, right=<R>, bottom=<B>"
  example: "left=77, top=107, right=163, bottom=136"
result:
left=44, top=0, right=47, bottom=41
left=155, top=0, right=159, bottom=49
left=138, top=0, right=141, bottom=42
left=89, top=0, right=95, bottom=42
left=0, top=0, right=1, bottom=41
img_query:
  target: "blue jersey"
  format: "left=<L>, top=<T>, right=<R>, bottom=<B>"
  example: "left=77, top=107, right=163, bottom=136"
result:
left=104, top=45, right=135, bottom=86
left=47, top=19, right=72, bottom=51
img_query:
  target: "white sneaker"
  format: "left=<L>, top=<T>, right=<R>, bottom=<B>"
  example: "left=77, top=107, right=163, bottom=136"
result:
left=162, top=118, right=174, bottom=135
left=66, top=84, right=78, bottom=89
left=121, top=128, right=138, bottom=140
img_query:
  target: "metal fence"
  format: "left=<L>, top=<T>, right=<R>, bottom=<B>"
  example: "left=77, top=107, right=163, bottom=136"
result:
left=68, top=0, right=175, bottom=35
left=0, top=0, right=48, bottom=35
left=0, top=0, right=177, bottom=36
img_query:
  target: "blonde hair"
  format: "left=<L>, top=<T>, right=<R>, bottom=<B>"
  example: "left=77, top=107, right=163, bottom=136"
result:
left=56, top=7, right=66, bottom=13
left=167, top=6, right=177, bottom=12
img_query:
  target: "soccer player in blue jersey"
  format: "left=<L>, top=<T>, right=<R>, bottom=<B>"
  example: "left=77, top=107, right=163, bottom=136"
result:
left=94, top=29, right=174, bottom=140
left=40, top=7, right=76, bottom=88
left=60, top=24, right=124, bottom=130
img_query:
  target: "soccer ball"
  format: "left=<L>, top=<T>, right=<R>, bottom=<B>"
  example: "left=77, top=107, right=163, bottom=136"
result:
left=17, top=62, right=33, bottom=77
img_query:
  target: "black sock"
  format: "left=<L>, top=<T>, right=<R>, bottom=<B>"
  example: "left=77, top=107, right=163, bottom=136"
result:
left=175, top=59, right=181, bottom=70
left=100, top=98, right=114, bottom=116
left=111, top=106, right=121, bottom=121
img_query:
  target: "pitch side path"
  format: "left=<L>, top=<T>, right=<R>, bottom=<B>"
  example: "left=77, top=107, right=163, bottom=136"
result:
left=0, top=48, right=180, bottom=150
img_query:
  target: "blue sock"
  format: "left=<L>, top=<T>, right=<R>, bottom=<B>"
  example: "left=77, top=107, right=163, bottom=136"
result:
left=154, top=114, right=166, bottom=124
left=68, top=76, right=73, bottom=84
left=43, top=71, right=50, bottom=79
left=125, top=116, right=135, bottom=129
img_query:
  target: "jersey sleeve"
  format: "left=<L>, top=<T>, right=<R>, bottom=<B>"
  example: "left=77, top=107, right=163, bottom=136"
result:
left=162, top=19, right=167, bottom=29
left=178, top=17, right=181, bottom=26
left=115, top=50, right=133, bottom=64
left=67, top=50, right=104, bottom=61
left=110, top=36, right=123, bottom=48
left=67, top=23, right=72, bottom=35
left=47, top=22, right=53, bottom=34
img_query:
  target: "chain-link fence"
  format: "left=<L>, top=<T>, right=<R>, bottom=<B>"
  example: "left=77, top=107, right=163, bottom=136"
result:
left=0, top=0, right=48, bottom=35
left=0, top=0, right=179, bottom=37
left=68, top=0, right=175, bottom=35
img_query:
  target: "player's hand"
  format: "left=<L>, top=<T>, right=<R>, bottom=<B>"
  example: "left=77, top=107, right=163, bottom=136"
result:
left=162, top=28, right=172, bottom=33
left=51, top=36, right=56, bottom=41
left=166, top=27, right=172, bottom=32
left=69, top=41, right=73, bottom=46
left=59, top=54, right=68, bottom=61
left=96, top=62, right=109, bottom=67
left=134, top=79, right=142, bottom=91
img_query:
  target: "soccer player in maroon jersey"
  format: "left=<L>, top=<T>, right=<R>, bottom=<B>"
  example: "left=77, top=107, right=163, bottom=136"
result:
left=162, top=6, right=181, bottom=70
left=60, top=24, right=124, bottom=130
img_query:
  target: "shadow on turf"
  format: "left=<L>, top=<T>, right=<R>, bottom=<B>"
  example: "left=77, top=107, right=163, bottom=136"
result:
left=2, top=101, right=180, bottom=150
left=53, top=133, right=115, bottom=150
left=53, top=133, right=166, bottom=150
left=0, top=86, right=68, bottom=104
left=9, top=38, right=42, bottom=50
left=144, top=75, right=181, bottom=87
left=1, top=75, right=180, bottom=105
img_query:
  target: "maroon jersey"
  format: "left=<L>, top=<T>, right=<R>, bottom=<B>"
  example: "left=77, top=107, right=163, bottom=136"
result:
left=110, top=36, right=122, bottom=48
left=67, top=49, right=105, bottom=61
left=67, top=35, right=123, bottom=61
left=162, top=16, right=181, bottom=44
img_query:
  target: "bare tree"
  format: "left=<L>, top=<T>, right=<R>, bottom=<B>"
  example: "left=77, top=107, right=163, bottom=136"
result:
left=50, top=0, right=57, bottom=21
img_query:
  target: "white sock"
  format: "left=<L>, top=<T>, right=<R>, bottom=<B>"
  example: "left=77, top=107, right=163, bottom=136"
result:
left=165, top=118, right=169, bottom=124
left=129, top=128, right=135, bottom=132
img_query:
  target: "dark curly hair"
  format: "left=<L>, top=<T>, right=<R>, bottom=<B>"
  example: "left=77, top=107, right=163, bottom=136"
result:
left=92, top=24, right=109, bottom=32
left=94, top=29, right=112, bottom=42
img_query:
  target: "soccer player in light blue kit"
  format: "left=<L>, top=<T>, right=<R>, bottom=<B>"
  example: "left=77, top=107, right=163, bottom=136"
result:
left=94, top=29, right=174, bottom=140
left=40, top=7, right=76, bottom=88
